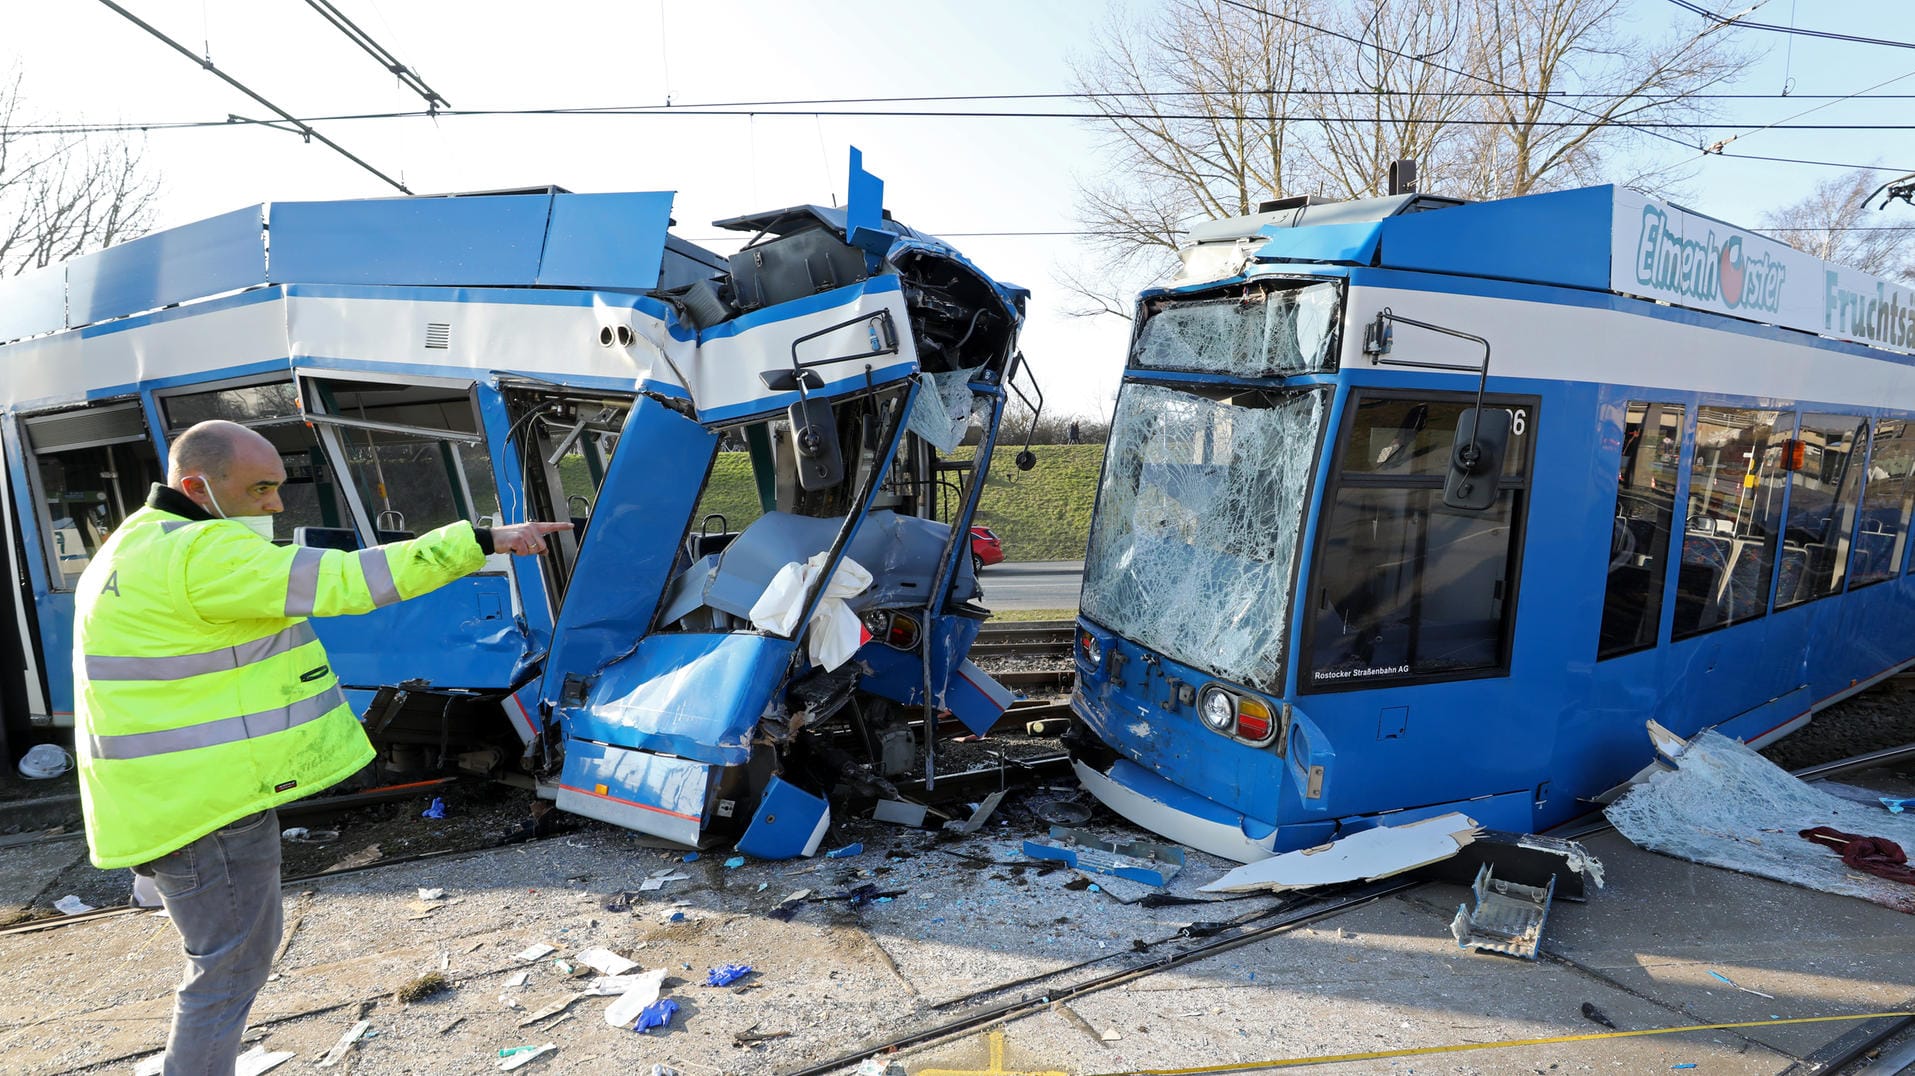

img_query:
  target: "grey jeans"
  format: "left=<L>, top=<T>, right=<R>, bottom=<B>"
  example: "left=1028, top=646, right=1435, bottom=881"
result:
left=133, top=809, right=284, bottom=1076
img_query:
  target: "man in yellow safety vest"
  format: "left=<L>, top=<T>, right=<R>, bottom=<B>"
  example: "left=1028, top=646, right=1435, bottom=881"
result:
left=73, top=419, right=569, bottom=1075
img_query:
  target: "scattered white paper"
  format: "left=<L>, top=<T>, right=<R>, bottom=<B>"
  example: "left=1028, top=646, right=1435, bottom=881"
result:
left=573, top=948, right=639, bottom=976
left=603, top=968, right=668, bottom=1027
left=506, top=971, right=530, bottom=988
left=514, top=943, right=558, bottom=962
left=53, top=895, right=95, bottom=915
left=417, top=887, right=445, bottom=901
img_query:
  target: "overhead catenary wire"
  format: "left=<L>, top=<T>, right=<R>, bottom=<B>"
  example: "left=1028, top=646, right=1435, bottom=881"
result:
left=301, top=0, right=450, bottom=111
left=93, top=0, right=411, bottom=193
left=1666, top=0, right=1915, bottom=52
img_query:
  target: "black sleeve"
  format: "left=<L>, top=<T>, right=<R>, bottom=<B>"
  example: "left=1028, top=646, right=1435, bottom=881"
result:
left=473, top=527, right=496, bottom=556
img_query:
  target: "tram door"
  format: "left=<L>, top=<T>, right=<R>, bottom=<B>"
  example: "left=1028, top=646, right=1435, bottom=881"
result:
left=294, top=372, right=532, bottom=692
left=13, top=401, right=163, bottom=726
left=0, top=434, right=38, bottom=759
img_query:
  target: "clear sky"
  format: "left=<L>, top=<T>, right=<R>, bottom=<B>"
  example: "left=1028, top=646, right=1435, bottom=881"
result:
left=5, top=1, right=1913, bottom=417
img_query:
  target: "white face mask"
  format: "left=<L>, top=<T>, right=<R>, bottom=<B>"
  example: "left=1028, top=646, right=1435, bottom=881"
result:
left=192, top=474, right=276, bottom=542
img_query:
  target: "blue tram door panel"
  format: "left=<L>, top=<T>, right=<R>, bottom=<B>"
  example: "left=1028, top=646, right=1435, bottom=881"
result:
left=540, top=395, right=718, bottom=700
left=313, top=573, right=523, bottom=690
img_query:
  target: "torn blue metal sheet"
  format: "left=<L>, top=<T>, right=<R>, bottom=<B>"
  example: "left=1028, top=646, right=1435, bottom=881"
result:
left=536, top=192, right=677, bottom=289
left=268, top=194, right=553, bottom=286
left=312, top=573, right=525, bottom=690
left=946, top=660, right=1014, bottom=737
left=845, top=147, right=893, bottom=266
left=557, top=739, right=711, bottom=847
left=737, top=776, right=830, bottom=859
left=540, top=397, right=717, bottom=692
left=1022, top=826, right=1186, bottom=887
left=1254, top=220, right=1383, bottom=266
left=560, top=633, right=796, bottom=765
left=0, top=263, right=66, bottom=342
left=67, top=205, right=265, bottom=325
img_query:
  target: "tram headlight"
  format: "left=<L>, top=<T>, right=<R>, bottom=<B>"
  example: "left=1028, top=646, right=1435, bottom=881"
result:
left=1198, top=686, right=1236, bottom=733
left=1079, top=630, right=1103, bottom=667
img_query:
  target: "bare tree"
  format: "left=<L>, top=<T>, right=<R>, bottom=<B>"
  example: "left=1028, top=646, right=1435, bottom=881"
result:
left=0, top=72, right=159, bottom=277
left=1761, top=168, right=1915, bottom=280
left=1067, top=0, right=1756, bottom=276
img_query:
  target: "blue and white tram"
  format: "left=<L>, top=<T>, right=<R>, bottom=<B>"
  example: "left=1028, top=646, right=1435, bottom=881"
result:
left=1067, top=184, right=1915, bottom=862
left=2, top=155, right=1029, bottom=852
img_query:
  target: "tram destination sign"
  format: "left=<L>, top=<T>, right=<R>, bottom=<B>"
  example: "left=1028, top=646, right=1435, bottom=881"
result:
left=1610, top=188, right=1915, bottom=357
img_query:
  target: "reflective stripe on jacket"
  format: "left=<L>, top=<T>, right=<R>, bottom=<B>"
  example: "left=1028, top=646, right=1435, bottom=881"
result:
left=74, top=506, right=486, bottom=869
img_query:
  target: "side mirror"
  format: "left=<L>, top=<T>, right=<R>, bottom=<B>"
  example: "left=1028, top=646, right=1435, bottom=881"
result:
left=1443, top=407, right=1510, bottom=511
left=789, top=396, right=844, bottom=490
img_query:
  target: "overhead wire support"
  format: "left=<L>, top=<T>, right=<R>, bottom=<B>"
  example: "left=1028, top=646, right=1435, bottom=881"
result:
left=94, top=0, right=412, bottom=194
left=1666, top=0, right=1915, bottom=52
left=302, top=0, right=450, bottom=113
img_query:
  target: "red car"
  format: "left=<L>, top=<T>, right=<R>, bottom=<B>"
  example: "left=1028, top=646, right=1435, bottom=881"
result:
left=969, top=526, right=1004, bottom=573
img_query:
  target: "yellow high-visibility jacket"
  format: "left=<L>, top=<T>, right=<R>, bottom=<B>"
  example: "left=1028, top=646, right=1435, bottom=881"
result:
left=74, top=495, right=486, bottom=869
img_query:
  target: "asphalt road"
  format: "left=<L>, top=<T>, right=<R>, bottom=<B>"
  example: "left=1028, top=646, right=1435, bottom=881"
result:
left=978, top=559, right=1083, bottom=611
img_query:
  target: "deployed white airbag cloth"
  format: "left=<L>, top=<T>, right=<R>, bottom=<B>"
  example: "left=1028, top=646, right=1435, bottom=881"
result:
left=749, top=551, right=872, bottom=671
left=1199, top=812, right=1480, bottom=893
left=1606, top=722, right=1915, bottom=913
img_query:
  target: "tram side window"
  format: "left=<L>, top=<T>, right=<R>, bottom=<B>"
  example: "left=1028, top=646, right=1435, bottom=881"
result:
left=312, top=380, right=502, bottom=540
left=1306, top=395, right=1533, bottom=688
left=1779, top=414, right=1868, bottom=606
left=23, top=403, right=161, bottom=588
left=160, top=380, right=347, bottom=540
left=1599, top=402, right=1685, bottom=659
left=1672, top=408, right=1790, bottom=638
left=1853, top=419, right=1915, bottom=586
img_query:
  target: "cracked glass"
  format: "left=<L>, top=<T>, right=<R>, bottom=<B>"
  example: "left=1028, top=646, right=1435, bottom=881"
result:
left=1081, top=382, right=1326, bottom=690
left=1132, top=281, right=1339, bottom=378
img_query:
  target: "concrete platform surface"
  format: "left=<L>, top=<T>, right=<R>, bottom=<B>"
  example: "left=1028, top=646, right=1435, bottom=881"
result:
left=1, top=811, right=1911, bottom=1075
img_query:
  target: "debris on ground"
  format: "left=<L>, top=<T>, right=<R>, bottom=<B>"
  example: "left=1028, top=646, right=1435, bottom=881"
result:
left=1707, top=969, right=1776, bottom=999
left=1580, top=1002, right=1617, bottom=1029
left=706, top=963, right=753, bottom=986
left=826, top=842, right=864, bottom=859
left=574, top=947, right=640, bottom=976
left=52, top=895, right=94, bottom=915
left=1415, top=830, right=1605, bottom=901
left=1025, top=826, right=1185, bottom=887
left=1449, top=863, right=1555, bottom=959
left=604, top=968, right=668, bottom=1027
left=514, top=943, right=559, bottom=962
left=632, top=998, right=680, bottom=1033
left=518, top=993, right=585, bottom=1027
left=1607, top=723, right=1915, bottom=911
left=1200, top=813, right=1478, bottom=894
left=421, top=797, right=447, bottom=819
left=497, top=1042, right=556, bottom=1070
left=315, top=1019, right=372, bottom=1067
left=396, top=971, right=452, bottom=1003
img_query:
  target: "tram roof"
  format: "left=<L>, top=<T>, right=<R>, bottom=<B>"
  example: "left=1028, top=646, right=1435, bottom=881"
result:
left=1181, top=184, right=1915, bottom=358
left=0, top=189, right=727, bottom=346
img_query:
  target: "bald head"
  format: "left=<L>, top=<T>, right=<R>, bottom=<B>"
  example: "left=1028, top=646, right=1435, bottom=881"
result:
left=168, top=421, right=286, bottom=518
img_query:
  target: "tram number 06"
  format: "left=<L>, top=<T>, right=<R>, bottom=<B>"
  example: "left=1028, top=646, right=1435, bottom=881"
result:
left=1510, top=408, right=1528, bottom=436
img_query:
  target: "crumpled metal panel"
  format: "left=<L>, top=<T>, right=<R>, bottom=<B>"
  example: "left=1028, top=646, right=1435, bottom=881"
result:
left=561, top=632, right=795, bottom=766
left=1131, top=282, right=1338, bottom=377
left=1080, top=383, right=1324, bottom=690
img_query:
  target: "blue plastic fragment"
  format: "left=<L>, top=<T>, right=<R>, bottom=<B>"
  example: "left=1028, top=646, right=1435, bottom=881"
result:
left=826, top=843, right=864, bottom=859
left=420, top=797, right=446, bottom=819
left=1672, top=1065, right=1696, bottom=1071
left=1708, top=970, right=1734, bottom=986
left=668, top=911, right=686, bottom=922
left=1088, top=884, right=1101, bottom=893
left=875, top=896, right=893, bottom=904
left=683, top=852, right=700, bottom=862
left=632, top=998, right=680, bottom=1033
left=706, top=963, right=753, bottom=986
left=1882, top=797, right=1913, bottom=814
left=725, top=856, right=746, bottom=868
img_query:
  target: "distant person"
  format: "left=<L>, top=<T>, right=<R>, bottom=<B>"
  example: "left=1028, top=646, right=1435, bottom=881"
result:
left=1067, top=420, right=1082, bottom=444
left=71, top=419, right=570, bottom=1076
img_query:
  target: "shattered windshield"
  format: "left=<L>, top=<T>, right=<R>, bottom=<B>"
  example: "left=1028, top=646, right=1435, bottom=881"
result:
left=1081, top=382, right=1326, bottom=690
left=1131, top=281, right=1339, bottom=378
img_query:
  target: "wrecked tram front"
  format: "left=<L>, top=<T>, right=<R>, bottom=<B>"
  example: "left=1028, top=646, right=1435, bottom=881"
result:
left=541, top=180, right=1030, bottom=856
left=0, top=154, right=1031, bottom=857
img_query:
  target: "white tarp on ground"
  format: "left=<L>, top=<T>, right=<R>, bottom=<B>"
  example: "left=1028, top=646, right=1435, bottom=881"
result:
left=1605, top=726, right=1915, bottom=913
